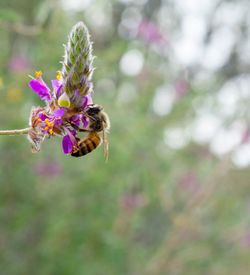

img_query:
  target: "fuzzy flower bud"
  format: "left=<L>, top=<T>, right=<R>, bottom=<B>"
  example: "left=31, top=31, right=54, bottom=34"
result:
left=61, top=21, right=94, bottom=108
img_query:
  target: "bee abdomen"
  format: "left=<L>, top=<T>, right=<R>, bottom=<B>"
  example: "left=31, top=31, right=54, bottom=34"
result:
left=71, top=132, right=101, bottom=157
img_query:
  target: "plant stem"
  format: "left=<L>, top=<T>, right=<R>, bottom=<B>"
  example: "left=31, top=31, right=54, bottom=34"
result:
left=0, top=21, right=42, bottom=36
left=0, top=128, right=31, bottom=136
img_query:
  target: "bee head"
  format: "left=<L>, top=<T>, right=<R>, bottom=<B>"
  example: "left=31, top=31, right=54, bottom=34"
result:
left=86, top=104, right=103, bottom=116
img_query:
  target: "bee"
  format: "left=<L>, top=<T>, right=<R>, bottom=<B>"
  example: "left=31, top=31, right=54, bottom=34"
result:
left=71, top=104, right=110, bottom=159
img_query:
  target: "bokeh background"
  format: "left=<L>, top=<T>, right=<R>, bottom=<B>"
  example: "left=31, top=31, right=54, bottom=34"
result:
left=0, top=0, right=250, bottom=274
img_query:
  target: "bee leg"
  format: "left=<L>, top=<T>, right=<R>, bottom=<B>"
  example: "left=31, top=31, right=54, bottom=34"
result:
left=78, top=128, right=90, bottom=132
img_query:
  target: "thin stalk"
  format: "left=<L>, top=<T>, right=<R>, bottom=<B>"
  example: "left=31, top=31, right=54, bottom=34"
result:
left=0, top=128, right=31, bottom=136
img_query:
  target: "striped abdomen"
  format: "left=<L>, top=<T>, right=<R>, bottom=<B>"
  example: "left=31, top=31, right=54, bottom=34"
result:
left=71, top=132, right=101, bottom=157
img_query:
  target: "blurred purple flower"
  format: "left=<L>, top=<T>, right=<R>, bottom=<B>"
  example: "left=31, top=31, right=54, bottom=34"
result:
left=240, top=232, right=250, bottom=248
left=174, top=79, right=189, bottom=98
left=119, top=193, right=146, bottom=211
left=9, top=55, right=30, bottom=73
left=138, top=19, right=165, bottom=45
left=34, top=160, right=63, bottom=178
left=241, top=128, right=250, bottom=144
left=178, top=172, right=200, bottom=193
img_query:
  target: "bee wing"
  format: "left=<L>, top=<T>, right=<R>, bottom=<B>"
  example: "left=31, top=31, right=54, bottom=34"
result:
left=102, top=129, right=109, bottom=162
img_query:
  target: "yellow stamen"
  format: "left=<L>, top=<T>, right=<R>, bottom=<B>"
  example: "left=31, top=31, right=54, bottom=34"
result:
left=56, top=71, right=62, bottom=80
left=45, top=118, right=52, bottom=124
left=35, top=71, right=43, bottom=78
left=43, top=118, right=55, bottom=134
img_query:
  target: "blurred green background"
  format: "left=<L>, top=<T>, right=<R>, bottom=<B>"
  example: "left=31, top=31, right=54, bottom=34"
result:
left=0, top=0, right=250, bottom=274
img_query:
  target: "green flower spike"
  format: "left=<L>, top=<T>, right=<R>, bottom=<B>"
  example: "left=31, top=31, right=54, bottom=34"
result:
left=61, top=21, right=94, bottom=108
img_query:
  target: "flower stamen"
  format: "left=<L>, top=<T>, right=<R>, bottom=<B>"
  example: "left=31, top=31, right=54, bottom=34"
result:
left=56, top=71, right=62, bottom=80
left=35, top=71, right=43, bottom=79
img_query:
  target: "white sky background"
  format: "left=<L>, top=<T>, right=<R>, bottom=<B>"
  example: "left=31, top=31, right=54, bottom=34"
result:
left=61, top=0, right=92, bottom=11
left=159, top=0, right=250, bottom=169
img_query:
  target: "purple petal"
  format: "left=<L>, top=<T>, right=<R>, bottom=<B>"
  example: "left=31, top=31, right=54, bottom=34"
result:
left=51, top=80, right=63, bottom=98
left=53, top=108, right=65, bottom=118
left=39, top=113, right=48, bottom=121
left=82, top=94, right=93, bottom=109
left=29, top=79, right=51, bottom=101
left=53, top=109, right=65, bottom=126
left=82, top=97, right=87, bottom=108
left=51, top=79, right=61, bottom=90
left=69, top=128, right=77, bottom=137
left=82, top=115, right=89, bottom=128
left=62, top=135, right=73, bottom=154
left=70, top=115, right=81, bottom=127
left=55, top=119, right=62, bottom=127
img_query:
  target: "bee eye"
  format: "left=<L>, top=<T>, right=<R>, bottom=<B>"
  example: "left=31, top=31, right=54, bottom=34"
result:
left=86, top=107, right=100, bottom=115
left=93, top=109, right=100, bottom=114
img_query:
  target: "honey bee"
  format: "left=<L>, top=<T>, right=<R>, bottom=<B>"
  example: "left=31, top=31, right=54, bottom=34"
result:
left=71, top=104, right=110, bottom=159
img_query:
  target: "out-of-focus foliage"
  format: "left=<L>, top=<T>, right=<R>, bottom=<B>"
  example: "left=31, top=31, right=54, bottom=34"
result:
left=0, top=0, right=250, bottom=274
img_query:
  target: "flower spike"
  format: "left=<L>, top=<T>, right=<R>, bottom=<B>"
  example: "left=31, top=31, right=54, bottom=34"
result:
left=61, top=21, right=94, bottom=108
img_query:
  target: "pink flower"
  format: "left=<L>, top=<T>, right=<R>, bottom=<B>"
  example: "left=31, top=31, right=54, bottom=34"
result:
left=119, top=193, right=146, bottom=211
left=34, top=160, right=63, bottom=177
left=241, top=128, right=250, bottom=144
left=138, top=19, right=165, bottom=45
left=9, top=55, right=30, bottom=73
left=240, top=232, right=250, bottom=248
left=174, top=79, right=189, bottom=98
left=178, top=172, right=200, bottom=193
left=28, top=71, right=92, bottom=154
